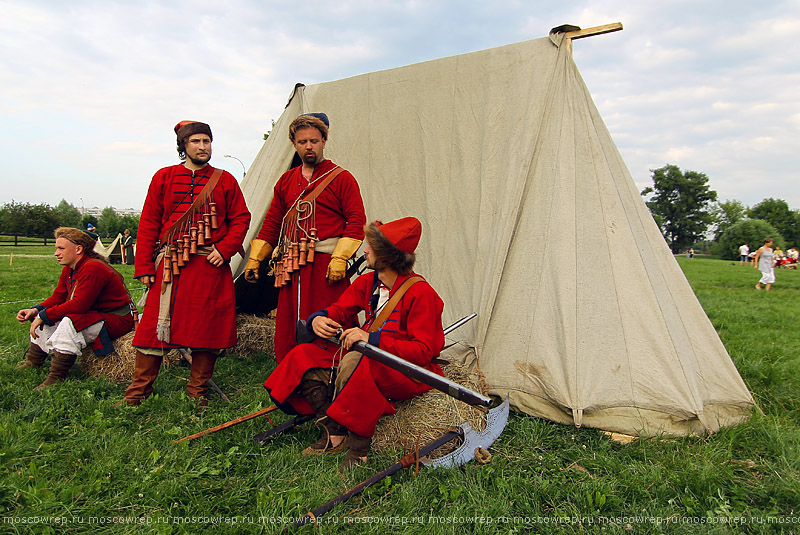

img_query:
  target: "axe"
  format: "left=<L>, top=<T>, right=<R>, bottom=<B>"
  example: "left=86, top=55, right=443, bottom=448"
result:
left=288, top=396, right=510, bottom=530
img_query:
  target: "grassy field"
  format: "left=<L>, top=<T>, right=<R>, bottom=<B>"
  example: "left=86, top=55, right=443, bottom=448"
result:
left=0, top=251, right=798, bottom=534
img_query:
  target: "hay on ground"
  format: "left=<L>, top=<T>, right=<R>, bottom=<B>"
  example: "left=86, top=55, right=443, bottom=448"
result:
left=78, top=331, right=181, bottom=384
left=372, top=362, right=490, bottom=457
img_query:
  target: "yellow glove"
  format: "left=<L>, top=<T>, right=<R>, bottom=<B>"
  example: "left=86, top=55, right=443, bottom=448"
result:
left=244, top=239, right=274, bottom=283
left=326, top=237, right=362, bottom=283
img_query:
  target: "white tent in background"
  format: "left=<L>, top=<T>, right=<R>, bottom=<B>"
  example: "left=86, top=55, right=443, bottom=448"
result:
left=94, top=233, right=123, bottom=264
left=232, top=24, right=754, bottom=436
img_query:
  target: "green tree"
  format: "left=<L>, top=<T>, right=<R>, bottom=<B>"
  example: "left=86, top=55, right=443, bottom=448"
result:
left=640, top=164, right=718, bottom=253
left=119, top=214, right=140, bottom=236
left=714, top=219, right=784, bottom=260
left=52, top=199, right=82, bottom=228
left=747, top=198, right=800, bottom=247
left=0, top=201, right=59, bottom=237
left=97, top=207, right=121, bottom=237
left=711, top=199, right=747, bottom=241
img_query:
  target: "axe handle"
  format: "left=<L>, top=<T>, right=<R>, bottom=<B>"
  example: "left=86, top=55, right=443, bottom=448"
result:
left=291, top=429, right=462, bottom=529
left=173, top=405, right=279, bottom=444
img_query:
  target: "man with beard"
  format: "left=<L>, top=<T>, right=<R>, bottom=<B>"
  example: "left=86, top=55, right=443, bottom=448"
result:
left=244, top=113, right=366, bottom=363
left=264, top=217, right=445, bottom=472
left=121, top=121, right=251, bottom=406
left=16, top=227, right=135, bottom=390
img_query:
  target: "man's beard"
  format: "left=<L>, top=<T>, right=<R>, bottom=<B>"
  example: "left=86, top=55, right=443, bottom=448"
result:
left=188, top=154, right=210, bottom=166
left=302, top=152, right=319, bottom=165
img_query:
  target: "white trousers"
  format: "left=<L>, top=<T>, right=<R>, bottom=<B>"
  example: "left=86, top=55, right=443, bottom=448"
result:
left=31, top=317, right=105, bottom=356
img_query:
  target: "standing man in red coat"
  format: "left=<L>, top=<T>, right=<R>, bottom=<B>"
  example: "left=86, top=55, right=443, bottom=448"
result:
left=244, top=113, right=366, bottom=363
left=16, top=227, right=135, bottom=390
left=121, top=121, right=251, bottom=406
left=264, top=217, right=445, bottom=471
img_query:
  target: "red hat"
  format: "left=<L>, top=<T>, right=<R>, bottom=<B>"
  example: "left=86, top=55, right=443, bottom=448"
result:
left=377, top=217, right=422, bottom=254
left=174, top=120, right=213, bottom=141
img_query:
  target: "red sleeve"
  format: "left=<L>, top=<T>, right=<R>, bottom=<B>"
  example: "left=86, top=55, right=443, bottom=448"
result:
left=212, top=172, right=251, bottom=260
left=333, top=171, right=366, bottom=241
left=325, top=274, right=372, bottom=327
left=375, top=284, right=445, bottom=367
left=40, top=262, right=111, bottom=324
left=134, top=169, right=166, bottom=278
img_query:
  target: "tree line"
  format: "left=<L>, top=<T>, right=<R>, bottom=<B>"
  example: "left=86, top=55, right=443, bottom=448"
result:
left=0, top=200, right=139, bottom=239
left=641, top=164, right=800, bottom=259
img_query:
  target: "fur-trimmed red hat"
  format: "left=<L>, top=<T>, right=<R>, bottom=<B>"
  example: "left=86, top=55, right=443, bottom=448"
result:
left=174, top=120, right=213, bottom=142
left=376, top=217, right=422, bottom=254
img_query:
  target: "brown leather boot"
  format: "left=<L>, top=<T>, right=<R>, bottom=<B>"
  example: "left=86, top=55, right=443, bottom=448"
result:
left=299, top=379, right=347, bottom=455
left=34, top=351, right=77, bottom=391
left=340, top=432, right=371, bottom=472
left=122, top=351, right=162, bottom=405
left=17, top=343, right=48, bottom=369
left=187, top=351, right=217, bottom=401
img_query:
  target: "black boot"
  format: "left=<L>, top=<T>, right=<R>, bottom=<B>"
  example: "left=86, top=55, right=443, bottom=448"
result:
left=34, top=351, right=77, bottom=391
left=17, top=343, right=47, bottom=369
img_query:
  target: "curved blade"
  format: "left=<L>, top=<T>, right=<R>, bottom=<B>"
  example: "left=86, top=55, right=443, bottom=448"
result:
left=421, top=395, right=509, bottom=469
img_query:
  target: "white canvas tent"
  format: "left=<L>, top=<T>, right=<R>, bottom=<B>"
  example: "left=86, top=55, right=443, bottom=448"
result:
left=232, top=26, right=754, bottom=436
left=94, top=233, right=124, bottom=263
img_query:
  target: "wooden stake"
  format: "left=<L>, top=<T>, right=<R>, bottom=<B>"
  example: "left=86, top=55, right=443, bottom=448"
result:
left=564, top=22, right=622, bottom=40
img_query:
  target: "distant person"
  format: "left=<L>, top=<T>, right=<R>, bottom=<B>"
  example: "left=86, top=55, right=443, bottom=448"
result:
left=121, top=121, right=251, bottom=407
left=15, top=227, right=134, bottom=390
left=754, top=238, right=775, bottom=291
left=122, top=228, right=135, bottom=265
left=739, top=243, right=750, bottom=266
left=87, top=223, right=96, bottom=233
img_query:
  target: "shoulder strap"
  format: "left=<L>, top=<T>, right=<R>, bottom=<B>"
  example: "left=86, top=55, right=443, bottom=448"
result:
left=284, top=166, right=344, bottom=223
left=158, top=168, right=223, bottom=244
left=368, top=275, right=425, bottom=333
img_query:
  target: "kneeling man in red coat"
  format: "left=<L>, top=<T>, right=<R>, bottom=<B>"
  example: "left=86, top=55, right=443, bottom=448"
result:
left=16, top=227, right=135, bottom=390
left=264, top=216, right=445, bottom=471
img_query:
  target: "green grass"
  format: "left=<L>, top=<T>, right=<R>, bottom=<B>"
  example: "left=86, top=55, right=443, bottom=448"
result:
left=1, top=251, right=799, bottom=534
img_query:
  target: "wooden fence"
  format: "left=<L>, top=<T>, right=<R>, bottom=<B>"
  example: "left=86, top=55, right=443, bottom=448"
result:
left=0, top=236, right=51, bottom=246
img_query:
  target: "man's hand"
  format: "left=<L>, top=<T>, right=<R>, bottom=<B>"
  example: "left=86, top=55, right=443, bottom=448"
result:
left=340, top=327, right=369, bottom=351
left=139, top=275, right=155, bottom=288
left=29, top=316, right=43, bottom=339
left=16, top=308, right=38, bottom=323
left=312, top=315, right=342, bottom=339
left=244, top=258, right=261, bottom=282
left=244, top=239, right=273, bottom=283
left=207, top=246, right=224, bottom=267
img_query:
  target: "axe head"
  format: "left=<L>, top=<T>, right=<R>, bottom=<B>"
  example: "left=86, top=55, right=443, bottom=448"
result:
left=421, top=395, right=509, bottom=469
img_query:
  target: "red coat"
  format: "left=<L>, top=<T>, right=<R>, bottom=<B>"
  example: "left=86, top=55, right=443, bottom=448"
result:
left=133, top=163, right=251, bottom=350
left=256, top=159, right=365, bottom=362
left=36, top=255, right=134, bottom=356
left=264, top=271, right=445, bottom=437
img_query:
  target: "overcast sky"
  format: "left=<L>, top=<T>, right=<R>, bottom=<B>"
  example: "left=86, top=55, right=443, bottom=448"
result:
left=1, top=0, right=798, bottom=212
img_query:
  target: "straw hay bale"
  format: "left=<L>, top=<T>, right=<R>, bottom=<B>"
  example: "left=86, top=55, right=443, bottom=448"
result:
left=231, top=314, right=275, bottom=356
left=372, top=362, right=489, bottom=455
left=78, top=331, right=181, bottom=384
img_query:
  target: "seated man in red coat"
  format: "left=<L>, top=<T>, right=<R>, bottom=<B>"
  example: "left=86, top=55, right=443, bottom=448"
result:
left=264, top=217, right=445, bottom=471
left=15, top=227, right=135, bottom=390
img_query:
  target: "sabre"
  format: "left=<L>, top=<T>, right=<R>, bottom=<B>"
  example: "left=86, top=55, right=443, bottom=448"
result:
left=287, top=397, right=510, bottom=530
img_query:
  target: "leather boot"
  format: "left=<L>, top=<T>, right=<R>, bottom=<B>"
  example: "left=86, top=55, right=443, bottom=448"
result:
left=300, top=379, right=347, bottom=455
left=34, top=351, right=77, bottom=391
left=122, top=351, right=162, bottom=405
left=17, top=343, right=47, bottom=369
left=187, top=351, right=217, bottom=401
left=340, top=432, right=371, bottom=472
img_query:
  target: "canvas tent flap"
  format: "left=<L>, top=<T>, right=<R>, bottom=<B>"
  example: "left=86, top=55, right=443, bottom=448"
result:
left=235, top=31, right=754, bottom=436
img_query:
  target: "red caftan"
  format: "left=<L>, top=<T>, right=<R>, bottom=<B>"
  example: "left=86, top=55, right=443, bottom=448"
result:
left=256, top=159, right=365, bottom=362
left=264, top=271, right=445, bottom=437
left=35, top=255, right=134, bottom=356
left=133, top=163, right=251, bottom=350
